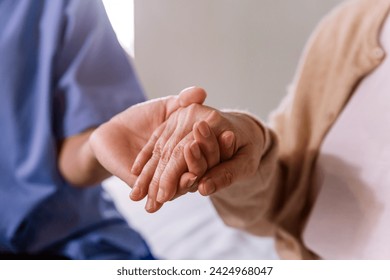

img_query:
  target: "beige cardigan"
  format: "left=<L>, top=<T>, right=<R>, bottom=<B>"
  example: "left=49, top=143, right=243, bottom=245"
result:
left=211, top=0, right=390, bottom=259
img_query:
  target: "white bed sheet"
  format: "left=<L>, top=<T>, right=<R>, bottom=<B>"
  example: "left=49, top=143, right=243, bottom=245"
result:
left=103, top=177, right=278, bottom=260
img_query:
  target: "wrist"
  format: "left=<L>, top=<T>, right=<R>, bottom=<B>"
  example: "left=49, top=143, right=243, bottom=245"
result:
left=59, top=128, right=110, bottom=187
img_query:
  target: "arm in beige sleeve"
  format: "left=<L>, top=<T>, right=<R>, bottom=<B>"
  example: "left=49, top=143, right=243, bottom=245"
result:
left=209, top=112, right=319, bottom=259
left=209, top=115, right=282, bottom=237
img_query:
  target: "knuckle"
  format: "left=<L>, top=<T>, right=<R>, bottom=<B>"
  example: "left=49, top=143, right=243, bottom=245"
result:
left=138, top=147, right=151, bottom=161
left=192, top=165, right=206, bottom=177
left=149, top=125, right=166, bottom=145
left=246, top=154, right=260, bottom=175
left=185, top=103, right=202, bottom=117
left=150, top=127, right=161, bottom=140
left=152, top=141, right=164, bottom=158
left=222, top=167, right=234, bottom=185
left=208, top=110, right=222, bottom=122
left=150, top=132, right=160, bottom=144
left=160, top=144, right=174, bottom=164
left=153, top=142, right=174, bottom=166
left=150, top=169, right=164, bottom=190
left=187, top=103, right=200, bottom=111
left=171, top=144, right=184, bottom=161
left=150, top=176, right=160, bottom=189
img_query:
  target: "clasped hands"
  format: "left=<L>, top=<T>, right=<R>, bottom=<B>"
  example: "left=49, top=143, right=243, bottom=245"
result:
left=90, top=87, right=264, bottom=213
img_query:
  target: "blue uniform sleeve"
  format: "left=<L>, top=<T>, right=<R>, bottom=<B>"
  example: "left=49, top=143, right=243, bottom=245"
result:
left=53, top=0, right=145, bottom=139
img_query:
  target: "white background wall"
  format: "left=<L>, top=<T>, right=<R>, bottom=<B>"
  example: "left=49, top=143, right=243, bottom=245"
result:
left=134, top=0, right=343, bottom=119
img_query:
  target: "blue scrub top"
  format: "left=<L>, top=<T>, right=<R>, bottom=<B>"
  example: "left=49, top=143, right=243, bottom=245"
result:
left=0, top=0, right=152, bottom=259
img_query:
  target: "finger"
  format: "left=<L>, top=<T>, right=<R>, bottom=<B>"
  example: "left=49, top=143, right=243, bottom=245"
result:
left=193, top=121, right=220, bottom=168
left=197, top=148, right=257, bottom=196
left=144, top=137, right=174, bottom=212
left=189, top=184, right=198, bottom=192
left=130, top=121, right=176, bottom=201
left=129, top=151, right=160, bottom=201
left=176, top=130, right=236, bottom=197
left=155, top=133, right=195, bottom=203
left=175, top=141, right=207, bottom=195
left=145, top=196, right=164, bottom=213
left=218, top=130, right=236, bottom=161
left=142, top=102, right=214, bottom=206
left=130, top=111, right=180, bottom=201
left=131, top=123, right=166, bottom=176
left=143, top=113, right=193, bottom=209
left=170, top=120, right=223, bottom=196
left=156, top=107, right=209, bottom=198
left=141, top=136, right=169, bottom=212
left=185, top=141, right=208, bottom=176
left=179, top=171, right=199, bottom=191
left=170, top=176, right=199, bottom=201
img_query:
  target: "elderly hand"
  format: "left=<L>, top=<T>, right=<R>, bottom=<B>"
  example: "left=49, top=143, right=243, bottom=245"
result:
left=88, top=87, right=206, bottom=188
left=130, top=100, right=265, bottom=213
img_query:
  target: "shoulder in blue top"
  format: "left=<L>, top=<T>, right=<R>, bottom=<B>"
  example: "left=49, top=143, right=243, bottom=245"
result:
left=0, top=0, right=151, bottom=259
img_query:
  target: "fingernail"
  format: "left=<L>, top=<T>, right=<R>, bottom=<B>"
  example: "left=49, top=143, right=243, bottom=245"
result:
left=186, top=176, right=198, bottom=189
left=224, top=133, right=234, bottom=150
left=198, top=122, right=210, bottom=138
left=130, top=186, right=140, bottom=199
left=145, top=198, right=154, bottom=212
left=156, top=189, right=166, bottom=203
left=190, top=142, right=201, bottom=159
left=204, top=179, right=216, bottom=195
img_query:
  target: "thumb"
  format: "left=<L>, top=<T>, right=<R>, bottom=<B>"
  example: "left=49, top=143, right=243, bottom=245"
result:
left=166, top=86, right=207, bottom=116
left=197, top=150, right=257, bottom=196
left=179, top=86, right=207, bottom=107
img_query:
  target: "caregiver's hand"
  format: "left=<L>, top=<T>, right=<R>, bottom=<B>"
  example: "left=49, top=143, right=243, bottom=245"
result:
left=88, top=87, right=206, bottom=188
left=130, top=103, right=265, bottom=213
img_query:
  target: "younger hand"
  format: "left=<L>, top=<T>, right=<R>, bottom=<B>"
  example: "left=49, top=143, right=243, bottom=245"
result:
left=89, top=87, right=207, bottom=188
